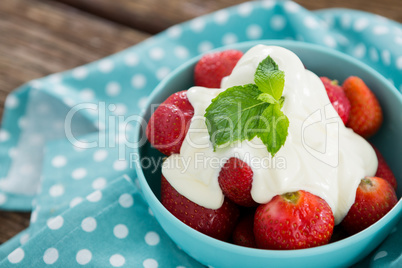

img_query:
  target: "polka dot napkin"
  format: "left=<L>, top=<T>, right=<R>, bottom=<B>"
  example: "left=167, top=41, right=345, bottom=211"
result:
left=0, top=0, right=401, bottom=267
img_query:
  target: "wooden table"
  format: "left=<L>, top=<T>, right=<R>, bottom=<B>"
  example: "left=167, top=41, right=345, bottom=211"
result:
left=0, top=0, right=401, bottom=245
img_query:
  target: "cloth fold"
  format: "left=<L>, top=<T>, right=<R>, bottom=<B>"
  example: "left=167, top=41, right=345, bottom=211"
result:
left=0, top=0, right=401, bottom=267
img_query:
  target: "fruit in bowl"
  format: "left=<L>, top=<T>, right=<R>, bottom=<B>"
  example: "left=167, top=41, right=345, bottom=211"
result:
left=135, top=40, right=402, bottom=268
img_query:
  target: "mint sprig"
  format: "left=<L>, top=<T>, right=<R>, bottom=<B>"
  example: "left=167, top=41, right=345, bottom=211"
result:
left=204, top=55, right=289, bottom=156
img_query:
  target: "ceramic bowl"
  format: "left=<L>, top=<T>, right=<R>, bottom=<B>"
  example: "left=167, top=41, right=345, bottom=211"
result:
left=134, top=40, right=402, bottom=268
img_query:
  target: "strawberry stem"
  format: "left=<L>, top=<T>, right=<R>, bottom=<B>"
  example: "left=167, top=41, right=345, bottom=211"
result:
left=282, top=191, right=300, bottom=204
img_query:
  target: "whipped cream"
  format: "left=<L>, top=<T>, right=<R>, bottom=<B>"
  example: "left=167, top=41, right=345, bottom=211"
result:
left=162, top=45, right=377, bottom=224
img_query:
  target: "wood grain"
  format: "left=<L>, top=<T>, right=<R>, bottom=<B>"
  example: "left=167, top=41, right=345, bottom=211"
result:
left=0, top=0, right=149, bottom=243
left=0, top=0, right=149, bottom=120
left=55, top=0, right=402, bottom=34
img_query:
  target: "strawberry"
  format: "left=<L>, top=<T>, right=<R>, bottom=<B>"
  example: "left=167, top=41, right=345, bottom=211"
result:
left=194, top=50, right=243, bottom=88
left=161, top=175, right=240, bottom=241
left=342, top=76, right=383, bottom=138
left=146, top=90, right=194, bottom=155
left=341, top=176, right=398, bottom=235
left=320, top=77, right=351, bottom=125
left=372, top=146, right=397, bottom=190
left=232, top=212, right=257, bottom=248
left=218, top=158, right=258, bottom=207
left=254, top=190, right=334, bottom=250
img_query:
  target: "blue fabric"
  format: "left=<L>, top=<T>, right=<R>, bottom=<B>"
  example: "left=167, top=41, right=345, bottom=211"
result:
left=0, top=0, right=401, bottom=267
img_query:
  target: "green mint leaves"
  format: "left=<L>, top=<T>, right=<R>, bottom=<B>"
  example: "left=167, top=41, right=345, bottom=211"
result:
left=204, top=56, right=289, bottom=156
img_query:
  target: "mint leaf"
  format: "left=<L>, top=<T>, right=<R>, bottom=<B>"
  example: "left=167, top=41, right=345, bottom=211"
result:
left=254, top=56, right=285, bottom=100
left=205, top=84, right=269, bottom=149
left=257, top=93, right=278, bottom=104
left=257, top=103, right=289, bottom=156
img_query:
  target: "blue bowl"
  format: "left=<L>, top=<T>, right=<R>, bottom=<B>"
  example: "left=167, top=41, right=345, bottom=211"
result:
left=134, top=40, right=402, bottom=268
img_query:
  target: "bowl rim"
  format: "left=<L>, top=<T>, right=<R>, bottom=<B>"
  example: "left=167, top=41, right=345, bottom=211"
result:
left=134, top=39, right=402, bottom=258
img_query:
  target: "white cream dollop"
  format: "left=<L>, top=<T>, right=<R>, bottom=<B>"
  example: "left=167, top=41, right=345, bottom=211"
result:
left=162, top=45, right=377, bottom=224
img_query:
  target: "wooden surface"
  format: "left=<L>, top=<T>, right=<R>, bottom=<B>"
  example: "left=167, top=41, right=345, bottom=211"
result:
left=0, top=0, right=401, bottom=245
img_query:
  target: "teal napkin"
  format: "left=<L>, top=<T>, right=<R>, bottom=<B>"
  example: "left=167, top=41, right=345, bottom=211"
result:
left=0, top=1, right=401, bottom=267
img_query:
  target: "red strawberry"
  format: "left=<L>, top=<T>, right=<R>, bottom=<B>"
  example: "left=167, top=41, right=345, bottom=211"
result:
left=342, top=76, right=383, bottom=138
left=254, top=191, right=334, bottom=250
left=218, top=158, right=258, bottom=207
left=232, top=212, right=257, bottom=248
left=341, top=176, right=398, bottom=235
left=320, top=77, right=351, bottom=125
left=194, top=50, right=243, bottom=88
left=146, top=90, right=194, bottom=155
left=372, top=146, right=397, bottom=190
left=161, top=175, right=240, bottom=241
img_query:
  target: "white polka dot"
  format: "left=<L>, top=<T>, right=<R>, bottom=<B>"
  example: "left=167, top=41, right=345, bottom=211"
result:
left=98, top=59, right=114, bottom=73
left=30, top=80, right=42, bottom=89
left=81, top=217, right=97, bottom=232
left=369, top=47, right=379, bottom=62
left=106, top=82, right=121, bottom=97
left=373, top=251, right=388, bottom=261
left=113, top=160, right=128, bottom=171
left=63, top=97, right=75, bottom=106
left=51, top=155, right=67, bottom=168
left=304, top=16, right=319, bottom=29
left=5, top=94, right=19, bottom=109
left=222, top=33, right=238, bottom=45
left=155, top=67, right=170, bottom=81
left=79, top=88, right=95, bottom=101
left=324, top=35, right=336, bottom=48
left=69, top=197, right=83, bottom=208
left=0, top=193, right=7, bottom=205
left=86, top=190, right=102, bottom=202
left=143, top=258, right=158, bottom=268
left=132, top=74, right=147, bottom=89
left=145, top=231, right=160, bottom=246
left=93, top=149, right=108, bottom=162
left=214, top=10, right=229, bottom=25
left=237, top=2, right=253, bottom=17
left=396, top=56, right=402, bottom=70
left=125, top=53, right=139, bottom=66
left=174, top=46, right=189, bottom=59
left=49, top=73, right=62, bottom=83
left=113, top=104, right=127, bottom=116
left=190, top=18, right=205, bottom=32
left=76, top=249, right=92, bottom=265
left=43, top=248, right=58, bottom=265
left=8, top=248, right=24, bottom=264
left=72, top=168, right=87, bottom=180
left=382, top=50, right=391, bottom=66
left=72, top=67, right=88, bottom=80
left=149, top=47, right=165, bottom=60
left=246, top=24, right=263, bottom=39
left=0, top=130, right=10, bottom=142
left=354, top=18, right=369, bottom=32
left=110, top=254, right=125, bottom=267
left=30, top=209, right=39, bottom=223
left=54, top=85, right=69, bottom=95
left=148, top=207, right=154, bottom=216
left=20, top=233, right=29, bottom=245
left=18, top=117, right=28, bottom=129
left=373, top=25, right=389, bottom=35
left=353, top=43, right=366, bottom=58
left=113, top=224, right=129, bottom=239
left=47, top=216, right=64, bottom=230
left=261, top=0, right=275, bottom=9
left=284, top=1, right=300, bottom=12
left=138, top=96, right=149, bottom=109
left=167, top=25, right=182, bottom=38
left=119, top=193, right=134, bottom=208
left=92, top=177, right=107, bottom=190
left=198, top=41, right=213, bottom=54
left=395, top=36, right=402, bottom=45
left=271, top=15, right=286, bottom=31
left=29, top=134, right=44, bottom=146
left=341, top=15, right=351, bottom=29
left=49, top=184, right=65, bottom=197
